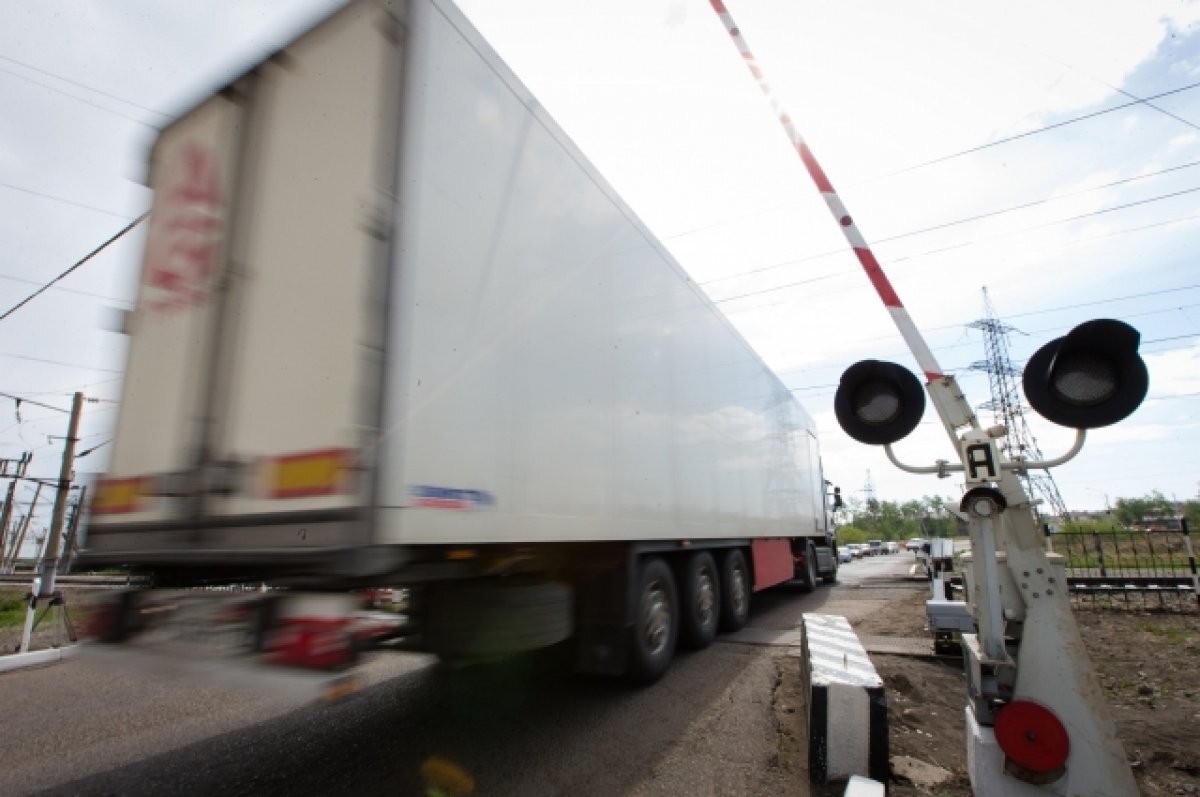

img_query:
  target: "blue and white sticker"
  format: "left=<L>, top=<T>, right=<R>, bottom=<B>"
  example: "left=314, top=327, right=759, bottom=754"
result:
left=407, top=485, right=495, bottom=511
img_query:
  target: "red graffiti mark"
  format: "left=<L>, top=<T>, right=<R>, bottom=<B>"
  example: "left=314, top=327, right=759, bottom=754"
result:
left=142, top=141, right=224, bottom=314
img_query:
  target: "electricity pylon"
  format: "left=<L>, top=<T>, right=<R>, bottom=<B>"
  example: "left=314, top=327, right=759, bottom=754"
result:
left=968, top=288, right=1070, bottom=521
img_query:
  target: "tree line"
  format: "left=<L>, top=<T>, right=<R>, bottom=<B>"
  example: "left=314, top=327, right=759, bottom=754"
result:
left=835, top=495, right=958, bottom=544
left=834, top=491, right=1198, bottom=542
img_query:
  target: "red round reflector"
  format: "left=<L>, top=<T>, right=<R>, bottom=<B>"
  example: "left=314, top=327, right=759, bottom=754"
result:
left=994, top=700, right=1070, bottom=774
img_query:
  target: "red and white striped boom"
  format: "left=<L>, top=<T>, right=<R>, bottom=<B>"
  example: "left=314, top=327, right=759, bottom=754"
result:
left=707, top=0, right=943, bottom=382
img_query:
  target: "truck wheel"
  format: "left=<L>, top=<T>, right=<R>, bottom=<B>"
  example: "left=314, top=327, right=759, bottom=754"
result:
left=797, top=542, right=818, bottom=593
left=718, top=548, right=751, bottom=632
left=629, top=557, right=678, bottom=683
left=821, top=551, right=838, bottom=585
left=679, top=551, right=720, bottom=649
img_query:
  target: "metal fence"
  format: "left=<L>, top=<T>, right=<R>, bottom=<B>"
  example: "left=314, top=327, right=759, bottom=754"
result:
left=1047, top=529, right=1199, bottom=612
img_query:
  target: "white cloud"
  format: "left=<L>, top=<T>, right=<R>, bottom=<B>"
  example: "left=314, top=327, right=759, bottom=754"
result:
left=1146, top=341, right=1200, bottom=395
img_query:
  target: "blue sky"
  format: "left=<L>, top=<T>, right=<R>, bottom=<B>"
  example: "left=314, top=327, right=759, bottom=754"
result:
left=2, top=0, right=1199, bottom=554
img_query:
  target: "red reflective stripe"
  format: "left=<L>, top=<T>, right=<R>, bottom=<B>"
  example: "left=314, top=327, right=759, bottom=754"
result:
left=92, top=477, right=146, bottom=515
left=798, top=142, right=834, bottom=193
left=707, top=1, right=947, bottom=379
left=853, top=247, right=902, bottom=308
left=263, top=448, right=355, bottom=499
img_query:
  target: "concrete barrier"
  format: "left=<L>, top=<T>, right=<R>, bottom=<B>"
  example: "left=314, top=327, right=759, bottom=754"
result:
left=843, top=774, right=886, bottom=797
left=0, top=645, right=78, bottom=674
left=799, top=613, right=889, bottom=785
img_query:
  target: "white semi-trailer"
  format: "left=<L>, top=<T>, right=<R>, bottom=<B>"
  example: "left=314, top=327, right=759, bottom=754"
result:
left=80, top=0, right=839, bottom=682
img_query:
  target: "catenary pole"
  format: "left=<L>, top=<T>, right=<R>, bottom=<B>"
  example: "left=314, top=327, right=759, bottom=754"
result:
left=0, top=480, right=15, bottom=568
left=39, top=392, right=84, bottom=597
left=5, top=482, right=41, bottom=574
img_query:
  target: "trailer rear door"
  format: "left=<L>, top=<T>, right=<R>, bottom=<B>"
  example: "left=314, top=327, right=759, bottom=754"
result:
left=89, top=1, right=402, bottom=558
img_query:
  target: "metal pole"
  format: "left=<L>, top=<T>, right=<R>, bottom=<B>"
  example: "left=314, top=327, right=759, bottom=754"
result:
left=39, top=392, right=83, bottom=598
left=0, top=480, right=15, bottom=568
left=1182, top=533, right=1200, bottom=610
left=59, top=485, right=86, bottom=576
left=5, top=482, right=41, bottom=574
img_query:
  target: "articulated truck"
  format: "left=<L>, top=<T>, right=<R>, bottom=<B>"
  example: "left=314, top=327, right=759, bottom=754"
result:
left=80, top=0, right=838, bottom=683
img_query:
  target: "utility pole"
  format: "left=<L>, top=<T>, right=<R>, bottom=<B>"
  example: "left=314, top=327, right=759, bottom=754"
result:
left=39, top=392, right=84, bottom=597
left=60, top=485, right=87, bottom=575
left=21, top=392, right=83, bottom=653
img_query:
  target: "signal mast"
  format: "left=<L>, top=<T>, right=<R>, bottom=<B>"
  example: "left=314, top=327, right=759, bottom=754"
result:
left=707, top=2, right=1147, bottom=793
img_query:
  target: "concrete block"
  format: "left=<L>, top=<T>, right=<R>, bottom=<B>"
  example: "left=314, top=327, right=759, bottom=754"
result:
left=800, top=613, right=888, bottom=785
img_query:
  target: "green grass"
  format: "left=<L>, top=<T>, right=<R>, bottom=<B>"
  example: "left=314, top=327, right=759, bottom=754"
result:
left=0, top=591, right=29, bottom=629
left=1141, top=622, right=1189, bottom=645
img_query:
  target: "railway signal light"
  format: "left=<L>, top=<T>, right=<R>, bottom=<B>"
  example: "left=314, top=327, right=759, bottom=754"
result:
left=1022, top=319, right=1148, bottom=430
left=834, top=360, right=926, bottom=445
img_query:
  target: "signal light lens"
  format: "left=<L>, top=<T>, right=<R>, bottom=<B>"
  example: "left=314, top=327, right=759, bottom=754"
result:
left=854, top=379, right=902, bottom=425
left=994, top=699, right=1070, bottom=778
left=1023, top=319, right=1148, bottom=429
left=834, top=360, right=926, bottom=445
left=1050, top=351, right=1116, bottom=406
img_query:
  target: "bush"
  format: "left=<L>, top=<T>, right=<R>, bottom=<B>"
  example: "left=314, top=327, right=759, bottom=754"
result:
left=836, top=525, right=869, bottom=544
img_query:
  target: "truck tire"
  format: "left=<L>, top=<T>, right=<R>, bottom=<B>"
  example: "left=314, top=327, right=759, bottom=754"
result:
left=822, top=549, right=838, bottom=585
left=797, top=542, right=818, bottom=593
left=629, top=557, right=678, bottom=683
left=679, top=551, right=720, bottom=650
left=428, top=580, right=572, bottom=663
left=718, top=548, right=751, bottom=632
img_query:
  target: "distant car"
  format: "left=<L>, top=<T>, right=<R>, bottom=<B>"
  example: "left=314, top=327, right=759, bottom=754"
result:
left=906, top=537, right=926, bottom=552
left=885, top=541, right=899, bottom=554
left=867, top=540, right=884, bottom=556
left=845, top=544, right=863, bottom=559
left=837, top=546, right=853, bottom=563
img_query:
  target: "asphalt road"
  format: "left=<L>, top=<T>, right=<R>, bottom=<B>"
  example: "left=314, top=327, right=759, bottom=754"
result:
left=1, top=552, right=920, bottom=797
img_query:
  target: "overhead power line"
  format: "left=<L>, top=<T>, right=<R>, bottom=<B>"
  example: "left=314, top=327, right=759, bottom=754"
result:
left=873, top=80, right=1200, bottom=181
left=0, top=270, right=134, bottom=306
left=712, top=190, right=1200, bottom=308
left=785, top=283, right=1200, bottom=359
left=0, top=213, right=148, bottom=322
left=0, top=392, right=69, bottom=414
left=707, top=169, right=1200, bottom=293
left=0, top=351, right=123, bottom=374
left=0, top=179, right=140, bottom=221
left=0, top=54, right=171, bottom=119
left=870, top=160, right=1200, bottom=247
left=0, top=64, right=158, bottom=128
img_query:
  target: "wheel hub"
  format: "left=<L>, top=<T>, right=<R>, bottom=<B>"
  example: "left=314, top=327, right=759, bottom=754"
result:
left=642, top=581, right=671, bottom=655
left=696, top=569, right=716, bottom=625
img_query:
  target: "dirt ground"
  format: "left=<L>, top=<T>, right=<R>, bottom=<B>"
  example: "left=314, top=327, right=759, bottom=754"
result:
left=845, top=589, right=1200, bottom=796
